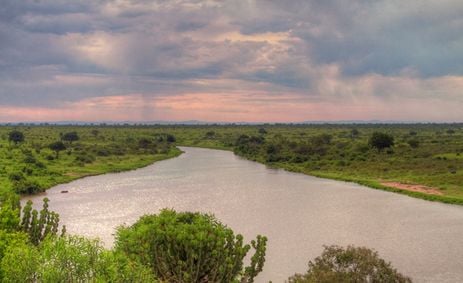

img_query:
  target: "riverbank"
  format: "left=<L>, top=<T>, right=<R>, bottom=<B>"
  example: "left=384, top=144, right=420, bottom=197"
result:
left=11, top=148, right=183, bottom=197
left=178, top=141, right=463, bottom=205
left=0, top=126, right=183, bottom=197
left=24, top=146, right=463, bottom=283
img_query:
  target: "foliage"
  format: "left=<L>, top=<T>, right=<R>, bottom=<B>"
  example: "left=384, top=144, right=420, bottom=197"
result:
left=0, top=193, right=20, bottom=232
left=0, top=235, right=156, bottom=282
left=407, top=139, right=420, bottom=148
left=61, top=131, right=79, bottom=143
left=170, top=124, right=463, bottom=204
left=21, top=198, right=64, bottom=245
left=0, top=238, right=38, bottom=282
left=115, top=209, right=267, bottom=283
left=8, top=130, right=24, bottom=145
left=48, top=141, right=66, bottom=158
left=368, top=132, right=395, bottom=151
left=287, top=245, right=412, bottom=283
left=12, top=179, right=44, bottom=195
left=0, top=125, right=180, bottom=198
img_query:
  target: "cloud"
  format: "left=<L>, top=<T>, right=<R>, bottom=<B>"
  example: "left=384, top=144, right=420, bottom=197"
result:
left=0, top=0, right=462, bottom=122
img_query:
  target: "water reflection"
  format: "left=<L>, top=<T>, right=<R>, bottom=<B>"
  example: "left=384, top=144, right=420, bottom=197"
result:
left=23, top=147, right=463, bottom=282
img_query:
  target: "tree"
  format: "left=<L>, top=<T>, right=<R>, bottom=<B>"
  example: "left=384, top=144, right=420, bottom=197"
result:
left=8, top=130, right=24, bottom=145
left=62, top=131, right=79, bottom=144
left=166, top=134, right=176, bottom=143
left=49, top=141, right=66, bottom=158
left=115, top=209, right=267, bottom=283
left=258, top=128, right=268, bottom=135
left=205, top=131, right=216, bottom=139
left=407, top=139, right=420, bottom=148
left=368, top=132, right=394, bottom=151
left=288, top=245, right=411, bottom=283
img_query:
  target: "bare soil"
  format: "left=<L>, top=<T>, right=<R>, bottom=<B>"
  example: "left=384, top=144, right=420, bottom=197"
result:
left=381, top=182, right=443, bottom=195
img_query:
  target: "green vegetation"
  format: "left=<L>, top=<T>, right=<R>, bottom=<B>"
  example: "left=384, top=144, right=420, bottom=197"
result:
left=167, top=123, right=463, bottom=204
left=2, top=123, right=462, bottom=204
left=0, top=124, right=422, bottom=281
left=115, top=209, right=267, bottom=283
left=369, top=132, right=394, bottom=151
left=0, top=195, right=408, bottom=282
left=0, top=126, right=180, bottom=196
left=0, top=195, right=267, bottom=282
left=288, top=245, right=411, bottom=283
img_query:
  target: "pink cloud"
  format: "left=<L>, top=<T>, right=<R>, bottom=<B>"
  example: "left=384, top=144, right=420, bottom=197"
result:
left=2, top=73, right=463, bottom=123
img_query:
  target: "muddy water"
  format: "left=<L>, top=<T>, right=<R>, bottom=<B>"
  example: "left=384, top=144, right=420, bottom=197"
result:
left=23, top=147, right=463, bottom=282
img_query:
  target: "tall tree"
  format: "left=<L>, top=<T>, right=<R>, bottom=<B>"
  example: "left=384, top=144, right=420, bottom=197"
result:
left=8, top=130, right=24, bottom=145
left=62, top=132, right=79, bottom=144
left=49, top=141, right=66, bottom=158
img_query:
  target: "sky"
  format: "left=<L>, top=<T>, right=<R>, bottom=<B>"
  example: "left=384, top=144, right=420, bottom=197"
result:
left=1, top=0, right=462, bottom=123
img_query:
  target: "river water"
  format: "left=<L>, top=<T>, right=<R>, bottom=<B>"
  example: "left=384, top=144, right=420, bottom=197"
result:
left=23, top=147, right=463, bottom=282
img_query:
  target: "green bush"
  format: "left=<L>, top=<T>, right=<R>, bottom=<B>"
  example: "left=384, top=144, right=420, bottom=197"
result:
left=8, top=130, right=24, bottom=145
left=288, top=245, right=411, bottom=283
left=369, top=132, right=395, bottom=151
left=75, top=153, right=96, bottom=164
left=12, top=179, right=44, bottom=195
left=0, top=235, right=155, bottom=283
left=115, top=209, right=267, bottom=283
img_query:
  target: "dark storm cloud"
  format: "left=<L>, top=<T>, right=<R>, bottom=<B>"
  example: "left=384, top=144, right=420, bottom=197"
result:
left=0, top=0, right=462, bottom=122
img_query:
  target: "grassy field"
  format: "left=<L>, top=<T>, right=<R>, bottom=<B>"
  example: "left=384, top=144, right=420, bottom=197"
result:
left=1, top=124, right=463, bottom=205
left=0, top=126, right=180, bottom=196
left=169, top=124, right=463, bottom=204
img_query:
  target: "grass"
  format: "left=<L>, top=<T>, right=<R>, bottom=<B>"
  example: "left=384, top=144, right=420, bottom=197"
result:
left=2, top=124, right=463, bottom=205
left=168, top=124, right=463, bottom=205
left=0, top=126, right=180, bottom=196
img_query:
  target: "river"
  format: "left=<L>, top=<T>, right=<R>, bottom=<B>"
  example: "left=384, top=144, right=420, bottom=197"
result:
left=23, top=147, right=463, bottom=282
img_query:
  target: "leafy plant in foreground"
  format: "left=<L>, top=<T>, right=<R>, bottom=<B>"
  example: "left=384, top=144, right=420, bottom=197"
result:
left=115, top=209, right=267, bottom=283
left=0, top=235, right=156, bottom=283
left=21, top=198, right=64, bottom=245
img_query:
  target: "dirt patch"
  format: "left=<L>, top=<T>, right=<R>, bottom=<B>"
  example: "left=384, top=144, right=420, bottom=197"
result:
left=381, top=182, right=443, bottom=195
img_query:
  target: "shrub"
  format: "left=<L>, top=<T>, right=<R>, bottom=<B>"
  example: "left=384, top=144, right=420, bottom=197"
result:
left=62, top=131, right=79, bottom=143
left=205, top=131, right=216, bottom=139
left=12, top=179, right=43, bottom=195
left=8, top=172, right=25, bottom=182
left=166, top=134, right=176, bottom=143
left=75, top=153, right=96, bottom=164
left=407, top=139, right=420, bottom=148
left=288, top=245, right=411, bottom=283
left=369, top=132, right=394, bottom=151
left=0, top=235, right=155, bottom=283
left=115, top=209, right=267, bottom=283
left=258, top=128, right=268, bottom=134
left=8, top=130, right=24, bottom=145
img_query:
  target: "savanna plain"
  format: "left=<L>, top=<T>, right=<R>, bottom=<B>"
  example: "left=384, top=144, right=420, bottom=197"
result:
left=1, top=124, right=462, bottom=282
